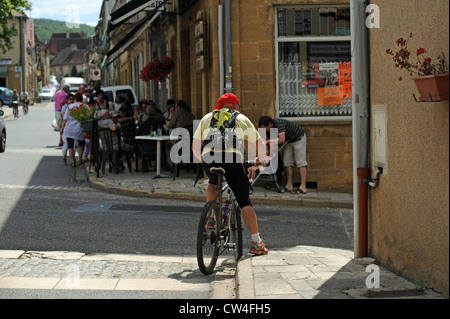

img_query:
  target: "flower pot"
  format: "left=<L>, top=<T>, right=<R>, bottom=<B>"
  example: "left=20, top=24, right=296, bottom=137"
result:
left=80, top=119, right=94, bottom=132
left=412, top=74, right=449, bottom=102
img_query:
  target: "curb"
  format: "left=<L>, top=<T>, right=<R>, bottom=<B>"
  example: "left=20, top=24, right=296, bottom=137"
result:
left=84, top=169, right=353, bottom=209
left=235, top=255, right=255, bottom=299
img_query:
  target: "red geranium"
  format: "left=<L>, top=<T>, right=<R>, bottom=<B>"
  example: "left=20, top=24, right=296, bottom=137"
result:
left=386, top=36, right=448, bottom=80
left=139, top=56, right=175, bottom=82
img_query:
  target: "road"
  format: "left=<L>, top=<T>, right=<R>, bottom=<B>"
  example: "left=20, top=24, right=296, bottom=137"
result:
left=0, top=102, right=353, bottom=299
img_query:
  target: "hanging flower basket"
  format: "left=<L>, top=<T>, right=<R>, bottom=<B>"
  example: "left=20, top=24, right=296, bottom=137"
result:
left=139, top=56, right=175, bottom=82
left=80, top=119, right=94, bottom=132
left=412, top=74, right=449, bottom=102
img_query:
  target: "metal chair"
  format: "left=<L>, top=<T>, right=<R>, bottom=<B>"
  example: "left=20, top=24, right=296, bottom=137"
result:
left=120, top=121, right=139, bottom=172
left=139, top=139, right=157, bottom=173
left=98, top=128, right=132, bottom=174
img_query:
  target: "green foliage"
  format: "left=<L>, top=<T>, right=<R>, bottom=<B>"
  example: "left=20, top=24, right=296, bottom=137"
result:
left=33, top=18, right=95, bottom=43
left=0, top=0, right=32, bottom=54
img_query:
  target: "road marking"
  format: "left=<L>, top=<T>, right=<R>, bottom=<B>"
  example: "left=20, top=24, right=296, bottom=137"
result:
left=0, top=184, right=90, bottom=191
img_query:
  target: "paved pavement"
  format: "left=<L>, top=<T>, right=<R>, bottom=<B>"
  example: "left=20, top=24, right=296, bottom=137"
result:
left=1, top=105, right=446, bottom=299
left=80, top=160, right=445, bottom=299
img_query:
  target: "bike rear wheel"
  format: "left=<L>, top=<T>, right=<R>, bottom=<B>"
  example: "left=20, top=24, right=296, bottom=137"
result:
left=197, top=201, right=221, bottom=275
left=230, top=201, right=243, bottom=261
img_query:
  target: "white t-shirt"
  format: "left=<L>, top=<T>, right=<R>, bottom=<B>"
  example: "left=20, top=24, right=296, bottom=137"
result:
left=63, top=102, right=86, bottom=140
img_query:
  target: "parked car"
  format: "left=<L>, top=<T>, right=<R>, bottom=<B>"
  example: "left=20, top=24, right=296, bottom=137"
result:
left=61, top=77, right=87, bottom=93
left=0, top=87, right=13, bottom=107
left=0, top=109, right=6, bottom=153
left=102, top=85, right=138, bottom=107
left=39, top=88, right=55, bottom=101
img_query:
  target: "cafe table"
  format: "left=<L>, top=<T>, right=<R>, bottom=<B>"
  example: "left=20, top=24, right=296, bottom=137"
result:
left=135, top=135, right=180, bottom=178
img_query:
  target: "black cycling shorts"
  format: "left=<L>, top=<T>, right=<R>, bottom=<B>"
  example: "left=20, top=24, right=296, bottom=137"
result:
left=203, top=162, right=252, bottom=209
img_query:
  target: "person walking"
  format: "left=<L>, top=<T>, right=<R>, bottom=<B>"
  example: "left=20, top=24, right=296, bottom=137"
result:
left=193, top=93, right=269, bottom=255
left=54, top=85, right=70, bottom=146
left=258, top=116, right=308, bottom=194
left=60, top=93, right=86, bottom=167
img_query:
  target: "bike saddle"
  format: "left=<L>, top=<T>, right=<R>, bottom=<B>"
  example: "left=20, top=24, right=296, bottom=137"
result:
left=210, top=167, right=226, bottom=175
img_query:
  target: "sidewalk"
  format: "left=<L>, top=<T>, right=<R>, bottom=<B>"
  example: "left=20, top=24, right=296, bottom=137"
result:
left=84, top=168, right=446, bottom=299
left=84, top=168, right=353, bottom=209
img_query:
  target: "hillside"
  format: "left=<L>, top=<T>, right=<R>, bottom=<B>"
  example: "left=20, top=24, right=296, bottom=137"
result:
left=33, top=18, right=96, bottom=43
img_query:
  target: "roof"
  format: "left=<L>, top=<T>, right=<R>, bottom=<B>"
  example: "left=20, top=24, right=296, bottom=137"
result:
left=49, top=32, right=90, bottom=54
left=50, top=46, right=86, bottom=66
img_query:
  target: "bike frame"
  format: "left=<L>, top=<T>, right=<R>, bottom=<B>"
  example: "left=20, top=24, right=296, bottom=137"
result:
left=197, top=167, right=243, bottom=275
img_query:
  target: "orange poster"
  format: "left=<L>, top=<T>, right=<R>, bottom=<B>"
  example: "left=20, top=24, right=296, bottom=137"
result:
left=339, top=62, right=352, bottom=99
left=317, top=87, right=343, bottom=106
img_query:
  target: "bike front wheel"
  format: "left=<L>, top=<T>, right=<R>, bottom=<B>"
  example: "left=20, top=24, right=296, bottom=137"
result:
left=230, top=201, right=243, bottom=261
left=197, top=201, right=221, bottom=275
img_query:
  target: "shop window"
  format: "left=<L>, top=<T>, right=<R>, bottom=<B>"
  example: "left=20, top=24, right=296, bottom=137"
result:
left=276, top=6, right=352, bottom=119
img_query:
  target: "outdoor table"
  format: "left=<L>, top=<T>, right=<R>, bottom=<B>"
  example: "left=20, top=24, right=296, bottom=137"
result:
left=135, top=135, right=180, bottom=178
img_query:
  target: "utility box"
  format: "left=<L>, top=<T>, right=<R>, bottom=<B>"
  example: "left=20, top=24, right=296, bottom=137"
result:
left=372, top=105, right=387, bottom=173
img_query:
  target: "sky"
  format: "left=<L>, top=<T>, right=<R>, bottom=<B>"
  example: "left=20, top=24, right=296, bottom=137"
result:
left=27, top=0, right=104, bottom=26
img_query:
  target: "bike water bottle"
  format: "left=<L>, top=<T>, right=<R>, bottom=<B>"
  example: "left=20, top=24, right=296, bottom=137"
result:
left=222, top=200, right=231, bottom=222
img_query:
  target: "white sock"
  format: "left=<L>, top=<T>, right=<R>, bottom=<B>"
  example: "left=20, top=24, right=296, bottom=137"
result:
left=251, top=233, right=261, bottom=244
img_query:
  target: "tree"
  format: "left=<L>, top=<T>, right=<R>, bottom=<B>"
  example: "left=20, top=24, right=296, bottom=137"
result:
left=0, top=0, right=32, bottom=54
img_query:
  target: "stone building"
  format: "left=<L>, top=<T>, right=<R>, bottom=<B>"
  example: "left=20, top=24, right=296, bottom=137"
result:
left=0, top=10, right=44, bottom=99
left=101, top=0, right=353, bottom=192
left=99, top=0, right=449, bottom=297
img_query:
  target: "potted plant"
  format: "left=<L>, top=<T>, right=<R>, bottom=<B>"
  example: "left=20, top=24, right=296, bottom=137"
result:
left=386, top=36, right=449, bottom=101
left=139, top=56, right=175, bottom=82
left=68, top=103, right=96, bottom=132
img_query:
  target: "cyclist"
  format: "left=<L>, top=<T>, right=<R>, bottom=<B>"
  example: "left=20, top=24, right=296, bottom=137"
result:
left=192, top=93, right=269, bottom=255
left=10, top=89, right=19, bottom=118
left=20, top=89, right=29, bottom=115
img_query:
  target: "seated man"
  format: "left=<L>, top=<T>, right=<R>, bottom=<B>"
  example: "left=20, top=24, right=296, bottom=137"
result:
left=136, top=105, right=164, bottom=136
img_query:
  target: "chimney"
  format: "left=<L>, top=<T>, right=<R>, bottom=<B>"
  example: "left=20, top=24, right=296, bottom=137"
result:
left=66, top=30, right=70, bottom=38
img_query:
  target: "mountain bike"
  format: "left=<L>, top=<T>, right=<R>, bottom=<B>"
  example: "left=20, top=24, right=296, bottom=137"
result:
left=197, top=167, right=243, bottom=275
left=12, top=101, right=19, bottom=118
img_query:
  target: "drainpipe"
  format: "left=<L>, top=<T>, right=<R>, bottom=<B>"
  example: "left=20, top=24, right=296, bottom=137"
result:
left=218, top=5, right=224, bottom=96
left=224, top=0, right=233, bottom=93
left=351, top=0, right=370, bottom=258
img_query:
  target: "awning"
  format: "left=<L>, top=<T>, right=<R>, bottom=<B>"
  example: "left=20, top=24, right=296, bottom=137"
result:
left=102, top=11, right=162, bottom=67
left=107, top=0, right=167, bottom=35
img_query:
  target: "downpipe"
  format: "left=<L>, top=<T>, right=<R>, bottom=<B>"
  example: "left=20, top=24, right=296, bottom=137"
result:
left=357, top=168, right=369, bottom=258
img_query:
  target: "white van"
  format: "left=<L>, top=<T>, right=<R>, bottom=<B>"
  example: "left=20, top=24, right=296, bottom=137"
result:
left=61, top=77, right=87, bottom=93
left=101, top=85, right=138, bottom=106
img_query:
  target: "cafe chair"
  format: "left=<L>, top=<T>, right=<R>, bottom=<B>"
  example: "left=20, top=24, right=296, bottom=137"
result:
left=140, top=139, right=157, bottom=173
left=120, top=121, right=139, bottom=172
left=98, top=128, right=132, bottom=175
left=172, top=125, right=201, bottom=180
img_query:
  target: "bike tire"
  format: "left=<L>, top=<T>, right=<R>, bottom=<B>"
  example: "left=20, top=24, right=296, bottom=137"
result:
left=230, top=201, right=243, bottom=261
left=197, top=201, right=221, bottom=275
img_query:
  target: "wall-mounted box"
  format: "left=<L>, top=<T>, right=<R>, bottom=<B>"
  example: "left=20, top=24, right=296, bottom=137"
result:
left=196, top=56, right=205, bottom=71
left=195, top=21, right=206, bottom=38
left=195, top=38, right=205, bottom=55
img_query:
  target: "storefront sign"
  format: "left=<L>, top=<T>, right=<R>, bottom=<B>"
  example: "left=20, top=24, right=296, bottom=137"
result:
left=317, top=87, right=342, bottom=106
left=28, top=19, right=34, bottom=47
left=309, top=44, right=350, bottom=54
left=338, top=62, right=352, bottom=99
